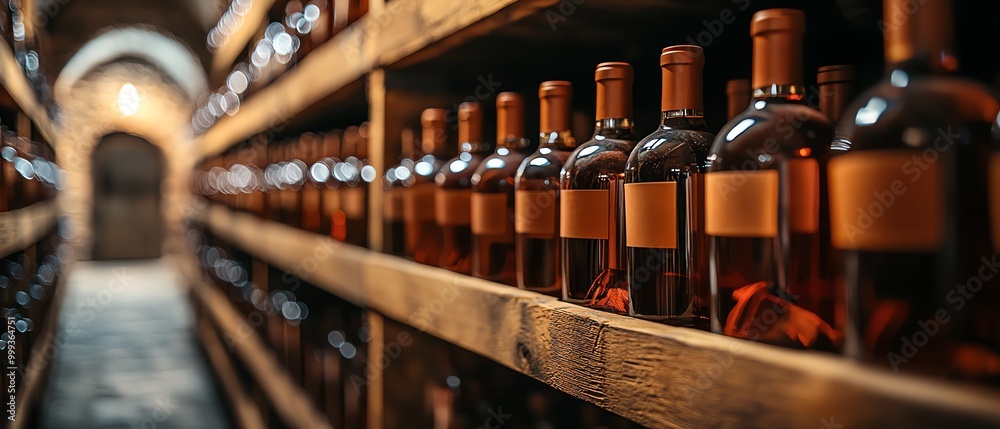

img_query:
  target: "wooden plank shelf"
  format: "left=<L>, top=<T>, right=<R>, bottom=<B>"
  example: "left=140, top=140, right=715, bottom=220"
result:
left=0, top=201, right=58, bottom=259
left=196, top=0, right=561, bottom=160
left=0, top=38, right=56, bottom=144
left=179, top=257, right=332, bottom=429
left=193, top=202, right=1000, bottom=429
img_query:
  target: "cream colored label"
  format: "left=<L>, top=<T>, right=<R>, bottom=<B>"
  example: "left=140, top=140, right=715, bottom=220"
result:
left=515, top=190, right=557, bottom=235
left=705, top=170, right=778, bottom=237
left=471, top=193, right=508, bottom=235
left=435, top=188, right=472, bottom=226
left=625, top=182, right=677, bottom=249
left=829, top=151, right=942, bottom=251
left=560, top=189, right=609, bottom=239
left=404, top=182, right=436, bottom=223
left=322, top=188, right=341, bottom=214
left=789, top=158, right=819, bottom=233
left=342, top=186, right=366, bottom=219
left=992, top=154, right=1000, bottom=249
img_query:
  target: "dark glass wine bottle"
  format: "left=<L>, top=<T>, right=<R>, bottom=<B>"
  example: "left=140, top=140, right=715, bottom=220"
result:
left=515, top=81, right=576, bottom=295
left=300, top=132, right=325, bottom=233
left=436, top=103, right=488, bottom=274
left=405, top=109, right=448, bottom=267
left=561, top=62, right=639, bottom=313
left=320, top=131, right=343, bottom=237
left=382, top=128, right=417, bottom=256
left=624, top=45, right=714, bottom=326
left=706, top=9, right=838, bottom=350
left=471, top=93, right=532, bottom=285
left=836, top=0, right=1000, bottom=379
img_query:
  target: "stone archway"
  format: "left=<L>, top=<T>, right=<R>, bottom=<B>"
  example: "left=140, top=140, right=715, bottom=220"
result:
left=90, top=132, right=165, bottom=260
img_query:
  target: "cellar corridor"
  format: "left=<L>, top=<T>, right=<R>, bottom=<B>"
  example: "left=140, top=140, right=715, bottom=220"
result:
left=36, top=260, right=230, bottom=429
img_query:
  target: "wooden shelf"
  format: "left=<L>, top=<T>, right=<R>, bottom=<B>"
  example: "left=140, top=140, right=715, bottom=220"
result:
left=178, top=257, right=332, bottom=429
left=0, top=39, right=56, bottom=144
left=209, top=0, right=278, bottom=84
left=196, top=0, right=561, bottom=159
left=0, top=201, right=58, bottom=259
left=193, top=202, right=1000, bottom=428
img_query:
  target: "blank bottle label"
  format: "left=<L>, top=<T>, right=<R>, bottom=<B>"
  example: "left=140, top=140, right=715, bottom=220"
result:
left=515, top=190, right=557, bottom=235
left=384, top=188, right=405, bottom=221
left=560, top=189, right=609, bottom=239
left=828, top=150, right=942, bottom=251
left=789, top=158, right=819, bottom=233
left=992, top=153, right=1000, bottom=249
left=624, top=182, right=677, bottom=249
left=322, top=188, right=340, bottom=214
left=471, top=193, right=508, bottom=235
left=705, top=170, right=778, bottom=237
left=404, top=182, right=436, bottom=223
left=342, top=186, right=366, bottom=219
left=436, top=188, right=472, bottom=226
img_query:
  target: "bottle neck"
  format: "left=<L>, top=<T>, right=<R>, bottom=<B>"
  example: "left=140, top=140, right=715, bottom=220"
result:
left=538, top=130, right=576, bottom=150
left=661, top=110, right=707, bottom=129
left=752, top=84, right=807, bottom=103
left=883, top=0, right=956, bottom=74
left=459, top=141, right=489, bottom=154
left=594, top=118, right=636, bottom=139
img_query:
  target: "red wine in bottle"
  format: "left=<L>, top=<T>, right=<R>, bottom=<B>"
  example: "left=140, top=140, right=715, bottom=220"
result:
left=405, top=109, right=449, bottom=267
left=561, top=63, right=639, bottom=314
left=472, top=93, right=532, bottom=285
left=837, top=0, right=1000, bottom=380
left=515, top=81, right=576, bottom=295
left=625, top=45, right=714, bottom=327
left=707, top=9, right=838, bottom=350
left=436, top=103, right=488, bottom=274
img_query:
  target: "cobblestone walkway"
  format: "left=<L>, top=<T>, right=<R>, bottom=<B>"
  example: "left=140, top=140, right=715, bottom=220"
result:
left=38, top=260, right=230, bottom=429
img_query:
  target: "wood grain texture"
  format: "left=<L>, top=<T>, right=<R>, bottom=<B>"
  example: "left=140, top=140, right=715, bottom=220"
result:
left=0, top=39, right=56, bottom=144
left=180, top=258, right=333, bottom=429
left=0, top=201, right=58, bottom=259
left=197, top=203, right=1000, bottom=428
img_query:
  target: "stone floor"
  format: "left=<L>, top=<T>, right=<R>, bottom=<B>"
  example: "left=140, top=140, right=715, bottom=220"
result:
left=38, top=259, right=230, bottom=429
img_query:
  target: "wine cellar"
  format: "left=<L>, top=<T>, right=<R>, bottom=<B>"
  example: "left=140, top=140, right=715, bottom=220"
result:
left=3, top=0, right=1000, bottom=428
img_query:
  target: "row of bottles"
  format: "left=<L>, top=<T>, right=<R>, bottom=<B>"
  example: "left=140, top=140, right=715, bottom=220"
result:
left=1, top=124, right=59, bottom=211
left=195, top=1, right=1000, bottom=384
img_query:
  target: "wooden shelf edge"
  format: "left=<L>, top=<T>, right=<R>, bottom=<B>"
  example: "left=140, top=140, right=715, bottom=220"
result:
left=178, top=258, right=332, bottom=429
left=0, top=201, right=58, bottom=259
left=194, top=203, right=1000, bottom=428
left=0, top=39, right=56, bottom=144
left=9, top=261, right=70, bottom=429
left=196, top=0, right=556, bottom=160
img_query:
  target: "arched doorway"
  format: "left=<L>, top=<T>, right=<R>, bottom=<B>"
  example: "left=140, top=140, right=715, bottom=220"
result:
left=90, top=132, right=165, bottom=260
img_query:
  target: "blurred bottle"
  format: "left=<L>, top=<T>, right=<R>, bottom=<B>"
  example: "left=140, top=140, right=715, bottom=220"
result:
left=436, top=103, right=488, bottom=275
left=405, top=109, right=448, bottom=266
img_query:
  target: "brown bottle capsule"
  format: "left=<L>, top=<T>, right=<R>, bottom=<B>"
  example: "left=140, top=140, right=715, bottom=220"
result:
left=539, top=81, right=572, bottom=134
left=660, top=45, right=704, bottom=112
left=595, top=62, right=633, bottom=120
left=458, top=102, right=483, bottom=146
left=883, top=0, right=956, bottom=71
left=421, top=108, right=448, bottom=154
left=817, top=65, right=855, bottom=123
left=496, top=92, right=525, bottom=146
left=751, top=9, right=805, bottom=90
left=726, top=79, right=750, bottom=120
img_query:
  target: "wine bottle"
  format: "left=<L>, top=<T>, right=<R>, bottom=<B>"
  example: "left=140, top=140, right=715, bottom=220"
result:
left=726, top=79, right=750, bottom=121
left=382, top=128, right=417, bottom=256
left=436, top=103, right=489, bottom=274
left=561, top=62, right=639, bottom=313
left=339, top=124, right=373, bottom=247
left=471, top=93, right=533, bottom=285
left=320, top=131, right=343, bottom=237
left=706, top=9, right=838, bottom=349
left=624, top=45, right=714, bottom=326
left=300, top=133, right=325, bottom=233
left=515, top=81, right=576, bottom=295
left=836, top=0, right=1000, bottom=379
left=405, top=109, right=448, bottom=266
